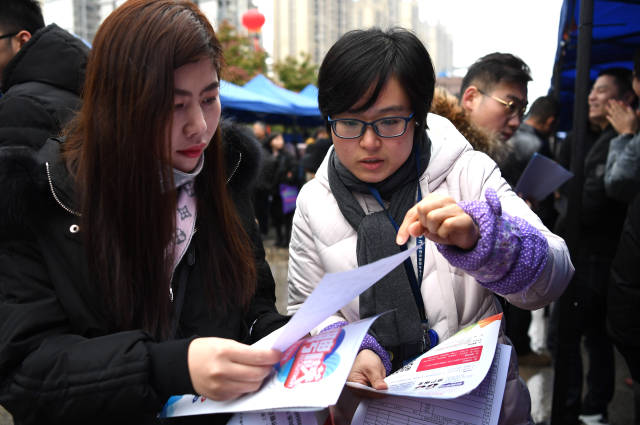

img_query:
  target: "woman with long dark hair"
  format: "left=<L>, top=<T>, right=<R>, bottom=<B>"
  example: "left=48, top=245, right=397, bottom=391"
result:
left=0, top=1, right=286, bottom=423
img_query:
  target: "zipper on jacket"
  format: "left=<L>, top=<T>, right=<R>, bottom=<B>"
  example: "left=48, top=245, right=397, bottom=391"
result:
left=45, top=162, right=81, bottom=217
left=226, top=151, right=241, bottom=184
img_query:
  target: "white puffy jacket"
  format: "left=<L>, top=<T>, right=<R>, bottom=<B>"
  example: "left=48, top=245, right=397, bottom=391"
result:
left=287, top=113, right=573, bottom=424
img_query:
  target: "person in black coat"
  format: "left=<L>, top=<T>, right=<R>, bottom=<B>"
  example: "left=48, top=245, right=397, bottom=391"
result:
left=0, top=0, right=89, bottom=149
left=261, top=133, right=298, bottom=247
left=0, top=1, right=287, bottom=423
left=607, top=193, right=640, bottom=425
left=550, top=68, right=637, bottom=424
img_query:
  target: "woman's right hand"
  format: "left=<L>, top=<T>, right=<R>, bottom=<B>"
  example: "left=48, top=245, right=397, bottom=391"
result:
left=187, top=337, right=282, bottom=401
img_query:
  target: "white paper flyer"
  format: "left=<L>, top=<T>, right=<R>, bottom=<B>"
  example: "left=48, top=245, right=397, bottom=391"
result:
left=160, top=316, right=379, bottom=418
left=351, top=343, right=511, bottom=425
left=160, top=246, right=419, bottom=418
left=347, top=313, right=503, bottom=399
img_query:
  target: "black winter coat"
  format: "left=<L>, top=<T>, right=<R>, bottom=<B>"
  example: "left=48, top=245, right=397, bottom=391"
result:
left=554, top=126, right=628, bottom=259
left=607, top=193, right=640, bottom=381
left=0, top=123, right=289, bottom=424
left=0, top=24, right=89, bottom=150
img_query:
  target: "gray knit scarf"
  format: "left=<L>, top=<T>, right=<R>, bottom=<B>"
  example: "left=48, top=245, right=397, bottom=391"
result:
left=327, top=133, right=430, bottom=347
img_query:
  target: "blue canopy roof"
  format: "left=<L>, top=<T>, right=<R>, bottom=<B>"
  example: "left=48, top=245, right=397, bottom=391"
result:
left=299, top=84, right=319, bottom=100
left=244, top=74, right=321, bottom=117
left=219, top=80, right=291, bottom=114
left=552, top=0, right=640, bottom=131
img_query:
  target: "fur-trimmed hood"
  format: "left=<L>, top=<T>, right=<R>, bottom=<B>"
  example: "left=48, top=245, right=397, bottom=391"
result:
left=0, top=121, right=264, bottom=239
left=429, top=87, right=510, bottom=165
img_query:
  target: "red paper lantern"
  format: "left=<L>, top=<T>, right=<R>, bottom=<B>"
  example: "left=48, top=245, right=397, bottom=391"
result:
left=242, top=9, right=265, bottom=32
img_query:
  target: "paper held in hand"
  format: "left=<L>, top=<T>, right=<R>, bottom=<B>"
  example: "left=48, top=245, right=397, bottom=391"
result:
left=160, top=245, right=506, bottom=419
left=347, top=312, right=503, bottom=399
left=160, top=246, right=420, bottom=418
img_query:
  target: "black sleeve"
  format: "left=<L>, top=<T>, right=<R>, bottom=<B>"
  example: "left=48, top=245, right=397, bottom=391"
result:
left=607, top=194, right=640, bottom=352
left=0, top=95, right=58, bottom=150
left=555, top=133, right=572, bottom=169
left=0, top=239, right=193, bottom=423
left=581, top=136, right=615, bottom=226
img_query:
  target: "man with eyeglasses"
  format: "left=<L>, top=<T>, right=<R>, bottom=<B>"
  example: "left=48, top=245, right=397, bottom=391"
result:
left=456, top=52, right=560, bottom=369
left=0, top=0, right=88, bottom=150
left=459, top=52, right=530, bottom=144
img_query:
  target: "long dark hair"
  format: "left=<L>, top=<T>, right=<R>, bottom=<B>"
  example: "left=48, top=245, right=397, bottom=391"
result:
left=63, top=0, right=256, bottom=338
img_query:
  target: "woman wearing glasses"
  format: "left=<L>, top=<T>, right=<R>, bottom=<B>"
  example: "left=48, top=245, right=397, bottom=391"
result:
left=287, top=28, right=573, bottom=424
left=0, top=1, right=287, bottom=423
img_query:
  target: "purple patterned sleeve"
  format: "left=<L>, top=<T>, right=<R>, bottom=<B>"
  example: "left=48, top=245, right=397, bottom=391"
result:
left=436, top=188, right=549, bottom=295
left=321, top=321, right=392, bottom=374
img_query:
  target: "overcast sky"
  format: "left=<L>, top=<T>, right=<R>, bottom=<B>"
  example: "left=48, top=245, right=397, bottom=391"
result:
left=255, top=0, right=564, bottom=103
left=419, top=0, right=565, bottom=102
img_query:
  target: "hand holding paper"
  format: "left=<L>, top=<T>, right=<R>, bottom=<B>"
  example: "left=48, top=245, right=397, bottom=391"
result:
left=348, top=349, right=389, bottom=390
left=187, top=337, right=282, bottom=401
left=161, top=247, right=419, bottom=418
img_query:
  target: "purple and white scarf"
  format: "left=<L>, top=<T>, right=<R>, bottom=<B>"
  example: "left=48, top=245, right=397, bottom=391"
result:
left=170, top=156, right=203, bottom=297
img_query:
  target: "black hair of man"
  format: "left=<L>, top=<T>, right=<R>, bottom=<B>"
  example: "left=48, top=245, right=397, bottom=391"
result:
left=598, top=67, right=637, bottom=109
left=459, top=52, right=532, bottom=98
left=632, top=48, right=640, bottom=78
left=598, top=67, right=633, bottom=96
left=526, top=95, right=559, bottom=123
left=317, top=27, right=435, bottom=138
left=0, top=0, right=44, bottom=36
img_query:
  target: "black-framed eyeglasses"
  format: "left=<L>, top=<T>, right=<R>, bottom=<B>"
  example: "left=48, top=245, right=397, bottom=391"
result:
left=0, top=32, right=18, bottom=41
left=477, top=88, right=527, bottom=119
left=327, top=112, right=415, bottom=139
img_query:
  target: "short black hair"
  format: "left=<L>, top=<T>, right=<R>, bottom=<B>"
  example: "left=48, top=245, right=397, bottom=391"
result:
left=527, top=96, right=559, bottom=123
left=460, top=52, right=532, bottom=98
left=597, top=67, right=633, bottom=97
left=0, top=0, right=44, bottom=36
left=634, top=48, right=640, bottom=78
left=317, top=27, right=435, bottom=138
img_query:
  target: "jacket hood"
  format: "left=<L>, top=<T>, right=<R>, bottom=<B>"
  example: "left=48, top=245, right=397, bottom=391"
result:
left=430, top=87, right=509, bottom=165
left=1, top=24, right=89, bottom=94
left=313, top=113, right=472, bottom=193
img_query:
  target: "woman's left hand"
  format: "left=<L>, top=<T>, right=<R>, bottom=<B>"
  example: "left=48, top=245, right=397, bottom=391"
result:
left=396, top=193, right=479, bottom=250
left=347, top=349, right=388, bottom=390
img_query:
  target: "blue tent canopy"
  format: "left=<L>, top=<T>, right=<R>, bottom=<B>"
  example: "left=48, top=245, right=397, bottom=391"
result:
left=299, top=84, right=319, bottom=100
left=244, top=74, right=321, bottom=117
left=220, top=80, right=292, bottom=115
left=552, top=0, right=640, bottom=131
